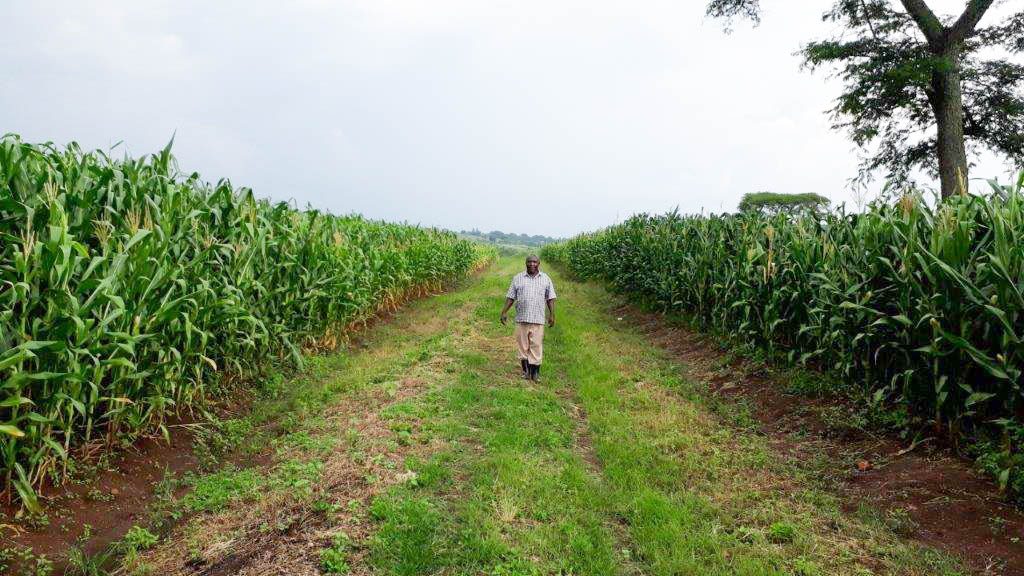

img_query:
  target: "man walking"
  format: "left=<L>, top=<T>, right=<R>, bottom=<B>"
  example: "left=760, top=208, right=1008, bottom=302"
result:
left=500, top=255, right=556, bottom=381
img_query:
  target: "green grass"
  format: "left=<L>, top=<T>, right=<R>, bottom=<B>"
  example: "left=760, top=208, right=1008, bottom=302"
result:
left=356, top=257, right=966, bottom=575
left=176, top=467, right=262, bottom=516
left=99, top=256, right=970, bottom=575
left=362, top=260, right=622, bottom=574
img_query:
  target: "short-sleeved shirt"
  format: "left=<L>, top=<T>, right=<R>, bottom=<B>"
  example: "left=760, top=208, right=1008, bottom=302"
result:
left=506, top=271, right=556, bottom=324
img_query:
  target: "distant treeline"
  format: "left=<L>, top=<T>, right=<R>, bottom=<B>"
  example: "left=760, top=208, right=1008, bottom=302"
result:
left=459, top=229, right=561, bottom=247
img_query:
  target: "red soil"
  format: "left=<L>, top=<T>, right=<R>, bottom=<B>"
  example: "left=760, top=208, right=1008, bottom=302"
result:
left=2, top=427, right=200, bottom=567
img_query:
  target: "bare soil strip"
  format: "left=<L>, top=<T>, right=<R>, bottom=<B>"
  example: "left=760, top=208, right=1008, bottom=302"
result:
left=3, top=423, right=201, bottom=564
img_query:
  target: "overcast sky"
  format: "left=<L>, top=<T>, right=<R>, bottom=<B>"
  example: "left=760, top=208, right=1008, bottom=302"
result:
left=1, top=1, right=1019, bottom=237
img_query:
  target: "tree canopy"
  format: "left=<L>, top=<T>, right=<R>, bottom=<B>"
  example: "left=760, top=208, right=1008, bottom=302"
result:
left=706, top=1, right=1024, bottom=198
left=737, top=192, right=831, bottom=215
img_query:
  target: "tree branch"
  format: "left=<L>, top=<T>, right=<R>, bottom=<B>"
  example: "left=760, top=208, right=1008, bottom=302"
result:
left=899, top=0, right=945, bottom=47
left=705, top=0, right=762, bottom=26
left=860, top=0, right=881, bottom=41
left=948, top=0, right=997, bottom=44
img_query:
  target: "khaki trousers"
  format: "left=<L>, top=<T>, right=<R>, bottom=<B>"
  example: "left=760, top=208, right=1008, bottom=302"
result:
left=514, top=322, right=545, bottom=365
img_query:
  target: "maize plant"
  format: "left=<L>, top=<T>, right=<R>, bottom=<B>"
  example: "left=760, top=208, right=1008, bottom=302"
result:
left=543, top=177, right=1024, bottom=491
left=0, top=135, right=490, bottom=507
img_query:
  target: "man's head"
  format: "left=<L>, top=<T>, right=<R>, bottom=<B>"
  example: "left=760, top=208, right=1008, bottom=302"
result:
left=525, top=255, right=540, bottom=275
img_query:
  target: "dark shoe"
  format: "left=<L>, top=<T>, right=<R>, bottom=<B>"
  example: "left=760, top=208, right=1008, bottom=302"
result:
left=528, top=364, right=540, bottom=382
left=520, top=359, right=529, bottom=379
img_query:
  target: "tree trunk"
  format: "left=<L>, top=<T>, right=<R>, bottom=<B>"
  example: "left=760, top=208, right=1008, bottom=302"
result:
left=931, top=47, right=970, bottom=199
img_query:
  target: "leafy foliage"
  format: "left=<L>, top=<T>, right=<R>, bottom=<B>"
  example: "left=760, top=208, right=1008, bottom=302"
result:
left=737, top=192, right=830, bottom=215
left=320, top=532, right=352, bottom=574
left=544, top=175, right=1024, bottom=492
left=0, top=134, right=489, bottom=505
left=705, top=0, right=761, bottom=28
left=707, top=0, right=1024, bottom=190
left=458, top=229, right=561, bottom=248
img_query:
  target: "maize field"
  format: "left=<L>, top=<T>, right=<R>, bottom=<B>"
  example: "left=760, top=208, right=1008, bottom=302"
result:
left=0, top=135, right=489, bottom=507
left=543, top=178, right=1024, bottom=494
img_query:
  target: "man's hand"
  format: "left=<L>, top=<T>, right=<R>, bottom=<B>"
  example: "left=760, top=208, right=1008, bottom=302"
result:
left=500, top=297, right=514, bottom=326
left=548, top=316, right=555, bottom=328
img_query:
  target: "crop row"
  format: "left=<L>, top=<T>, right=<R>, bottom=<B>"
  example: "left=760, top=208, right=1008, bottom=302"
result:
left=0, top=136, right=490, bottom=507
left=543, top=179, right=1024, bottom=495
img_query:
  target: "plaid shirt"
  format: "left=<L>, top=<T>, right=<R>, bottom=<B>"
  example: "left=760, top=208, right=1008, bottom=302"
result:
left=506, top=271, right=556, bottom=324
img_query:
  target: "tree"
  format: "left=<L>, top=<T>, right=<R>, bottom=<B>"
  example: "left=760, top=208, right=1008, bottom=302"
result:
left=707, top=0, right=1024, bottom=199
left=737, top=192, right=831, bottom=215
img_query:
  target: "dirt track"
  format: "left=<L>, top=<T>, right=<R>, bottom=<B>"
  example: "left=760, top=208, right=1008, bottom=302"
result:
left=6, top=258, right=1022, bottom=575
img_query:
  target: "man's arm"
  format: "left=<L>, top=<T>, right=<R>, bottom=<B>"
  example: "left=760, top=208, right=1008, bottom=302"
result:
left=545, top=278, right=557, bottom=327
left=500, top=298, right=515, bottom=325
left=500, top=277, right=518, bottom=325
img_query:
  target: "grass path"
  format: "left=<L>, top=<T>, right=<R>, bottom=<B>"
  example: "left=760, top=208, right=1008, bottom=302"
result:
left=127, top=257, right=968, bottom=576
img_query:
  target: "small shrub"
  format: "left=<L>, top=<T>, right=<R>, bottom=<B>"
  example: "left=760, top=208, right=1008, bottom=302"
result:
left=320, top=533, right=351, bottom=574
left=884, top=508, right=919, bottom=537
left=122, top=525, right=159, bottom=551
left=767, top=521, right=797, bottom=543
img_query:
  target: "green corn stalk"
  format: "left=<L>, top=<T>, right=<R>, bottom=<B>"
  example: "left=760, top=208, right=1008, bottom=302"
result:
left=0, top=135, right=495, bottom=506
left=544, top=180, right=1024, bottom=457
